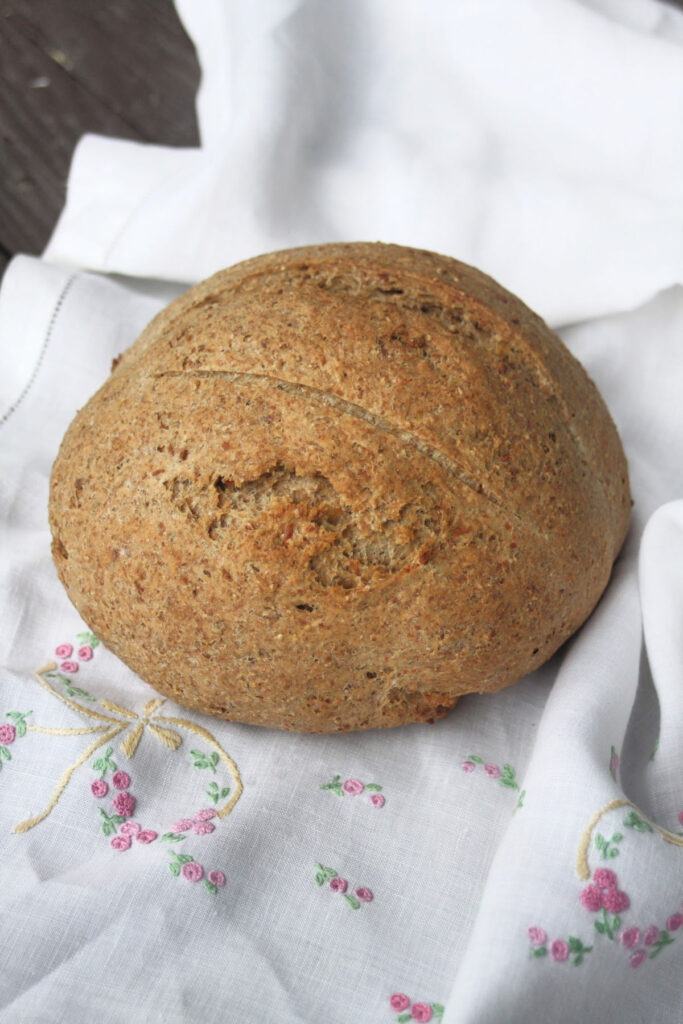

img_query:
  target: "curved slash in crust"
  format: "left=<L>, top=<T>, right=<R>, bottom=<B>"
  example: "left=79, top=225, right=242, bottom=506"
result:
left=153, top=368, right=551, bottom=542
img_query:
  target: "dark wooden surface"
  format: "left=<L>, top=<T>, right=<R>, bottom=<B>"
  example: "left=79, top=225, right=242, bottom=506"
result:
left=0, top=0, right=199, bottom=279
left=2, top=1, right=683, bottom=284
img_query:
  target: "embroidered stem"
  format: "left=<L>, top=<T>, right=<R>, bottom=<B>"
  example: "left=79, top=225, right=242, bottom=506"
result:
left=12, top=725, right=125, bottom=833
left=152, top=716, right=242, bottom=819
left=576, top=799, right=683, bottom=880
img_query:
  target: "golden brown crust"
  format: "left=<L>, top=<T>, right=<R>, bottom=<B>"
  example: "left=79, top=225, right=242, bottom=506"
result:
left=48, top=243, right=631, bottom=732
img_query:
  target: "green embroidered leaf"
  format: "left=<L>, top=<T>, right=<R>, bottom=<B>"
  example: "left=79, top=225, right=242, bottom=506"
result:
left=101, top=821, right=115, bottom=836
left=531, top=946, right=547, bottom=958
left=649, top=738, right=659, bottom=761
left=397, top=1015, right=412, bottom=1023
left=514, top=789, right=526, bottom=812
left=499, top=778, right=519, bottom=789
left=594, top=833, right=605, bottom=850
left=468, top=755, right=484, bottom=763
left=343, top=894, right=360, bottom=910
left=161, top=832, right=184, bottom=843
left=0, top=746, right=11, bottom=761
left=315, top=863, right=338, bottom=882
left=315, top=873, right=324, bottom=886
left=609, top=915, right=620, bottom=934
left=174, top=854, right=194, bottom=865
left=220, top=787, right=230, bottom=799
left=76, top=631, right=100, bottom=648
left=169, top=863, right=180, bottom=877
left=572, top=954, right=583, bottom=966
left=16, top=721, right=27, bottom=738
left=365, top=784, right=382, bottom=792
left=431, top=1003, right=445, bottom=1016
left=649, top=932, right=674, bottom=957
left=45, top=672, right=70, bottom=684
left=203, top=881, right=217, bottom=895
left=64, top=685, right=95, bottom=701
left=567, top=937, right=582, bottom=953
left=594, top=921, right=605, bottom=935
left=611, top=833, right=622, bottom=843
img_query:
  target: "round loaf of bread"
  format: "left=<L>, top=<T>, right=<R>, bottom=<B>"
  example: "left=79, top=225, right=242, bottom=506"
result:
left=49, top=243, right=630, bottom=732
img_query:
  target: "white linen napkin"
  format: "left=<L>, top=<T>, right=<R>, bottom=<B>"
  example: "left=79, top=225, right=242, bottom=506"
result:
left=2, top=2, right=683, bottom=1022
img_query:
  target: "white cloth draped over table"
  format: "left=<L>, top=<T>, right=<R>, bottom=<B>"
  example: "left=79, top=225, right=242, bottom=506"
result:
left=1, top=1, right=682, bottom=1021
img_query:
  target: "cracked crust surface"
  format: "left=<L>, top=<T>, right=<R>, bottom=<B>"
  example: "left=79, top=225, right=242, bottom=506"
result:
left=49, top=243, right=631, bottom=732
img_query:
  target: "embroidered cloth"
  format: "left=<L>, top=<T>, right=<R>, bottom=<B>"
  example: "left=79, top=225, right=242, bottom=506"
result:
left=1, top=2, right=682, bottom=1021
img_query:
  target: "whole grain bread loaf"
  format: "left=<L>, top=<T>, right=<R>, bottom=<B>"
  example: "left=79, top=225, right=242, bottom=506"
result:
left=49, top=243, right=630, bottom=731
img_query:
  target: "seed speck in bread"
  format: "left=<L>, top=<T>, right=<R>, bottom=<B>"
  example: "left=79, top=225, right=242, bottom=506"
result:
left=49, top=243, right=631, bottom=732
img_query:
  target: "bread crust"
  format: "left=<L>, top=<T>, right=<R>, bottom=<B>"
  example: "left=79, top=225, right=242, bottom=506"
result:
left=49, top=243, right=631, bottom=731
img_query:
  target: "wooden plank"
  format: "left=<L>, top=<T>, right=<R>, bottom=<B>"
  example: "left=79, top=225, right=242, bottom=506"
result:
left=0, top=0, right=199, bottom=265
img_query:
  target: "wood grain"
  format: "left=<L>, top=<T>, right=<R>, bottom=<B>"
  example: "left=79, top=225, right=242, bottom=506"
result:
left=0, top=0, right=199, bottom=273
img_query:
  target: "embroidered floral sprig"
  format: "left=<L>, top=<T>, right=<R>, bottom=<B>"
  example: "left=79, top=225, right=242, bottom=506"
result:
left=620, top=907, right=682, bottom=968
left=389, top=993, right=444, bottom=1021
left=162, top=808, right=217, bottom=842
left=44, top=638, right=100, bottom=700
left=580, top=868, right=629, bottom=940
left=167, top=851, right=226, bottom=894
left=314, top=863, right=373, bottom=909
left=527, top=927, right=593, bottom=966
left=0, top=711, right=32, bottom=770
left=461, top=756, right=519, bottom=790
left=319, top=775, right=385, bottom=807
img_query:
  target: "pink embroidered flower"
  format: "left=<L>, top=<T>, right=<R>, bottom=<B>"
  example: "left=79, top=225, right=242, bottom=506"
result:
left=579, top=885, right=603, bottom=912
left=192, top=821, right=215, bottom=835
left=329, top=877, right=348, bottom=893
left=593, top=868, right=617, bottom=890
left=410, top=1003, right=432, bottom=1022
left=550, top=940, right=569, bottom=962
left=461, top=761, right=475, bottom=773
left=181, top=861, right=203, bottom=882
left=342, top=778, right=364, bottom=795
left=55, top=643, right=73, bottom=659
left=620, top=927, right=640, bottom=949
left=119, top=821, right=141, bottom=836
left=370, top=793, right=385, bottom=808
left=110, top=835, right=131, bottom=851
left=602, top=889, right=629, bottom=914
left=483, top=764, right=500, bottom=778
left=629, top=950, right=646, bottom=968
left=389, top=994, right=411, bottom=1012
left=60, top=660, right=79, bottom=673
left=355, top=887, right=373, bottom=902
left=666, top=913, right=683, bottom=931
left=136, top=830, right=158, bottom=844
left=112, top=770, right=131, bottom=790
left=678, top=811, right=683, bottom=827
left=112, top=791, right=135, bottom=817
left=78, top=645, right=93, bottom=661
left=193, top=808, right=217, bottom=821
left=90, top=779, right=108, bottom=798
left=208, top=870, right=226, bottom=888
left=170, top=818, right=194, bottom=833
left=642, top=926, right=659, bottom=946
left=527, top=926, right=547, bottom=947
left=0, top=723, right=16, bottom=744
